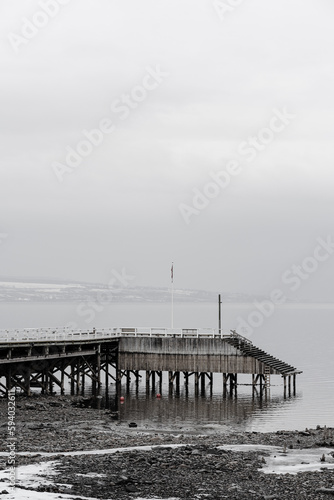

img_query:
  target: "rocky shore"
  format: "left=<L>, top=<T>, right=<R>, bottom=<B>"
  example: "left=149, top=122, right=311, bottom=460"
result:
left=1, top=395, right=334, bottom=499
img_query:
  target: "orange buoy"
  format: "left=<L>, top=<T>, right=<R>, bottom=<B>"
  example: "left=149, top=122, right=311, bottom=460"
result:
left=156, top=393, right=161, bottom=398
left=120, top=396, right=125, bottom=402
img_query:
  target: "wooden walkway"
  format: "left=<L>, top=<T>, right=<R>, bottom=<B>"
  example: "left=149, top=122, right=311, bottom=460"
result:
left=0, top=327, right=227, bottom=343
left=0, top=328, right=301, bottom=398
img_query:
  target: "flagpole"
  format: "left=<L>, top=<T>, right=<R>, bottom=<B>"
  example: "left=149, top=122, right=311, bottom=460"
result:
left=171, top=262, right=174, bottom=329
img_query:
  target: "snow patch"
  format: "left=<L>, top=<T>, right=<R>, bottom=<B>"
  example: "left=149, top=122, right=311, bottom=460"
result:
left=218, top=444, right=334, bottom=474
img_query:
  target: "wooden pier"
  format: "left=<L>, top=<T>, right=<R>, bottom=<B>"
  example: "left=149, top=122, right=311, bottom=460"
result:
left=0, top=328, right=301, bottom=399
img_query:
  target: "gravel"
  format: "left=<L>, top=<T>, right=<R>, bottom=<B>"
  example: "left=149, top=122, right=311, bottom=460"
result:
left=1, top=395, right=334, bottom=499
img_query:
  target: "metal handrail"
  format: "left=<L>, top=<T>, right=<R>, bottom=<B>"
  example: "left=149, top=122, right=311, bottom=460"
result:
left=0, top=326, right=232, bottom=343
left=230, top=329, right=253, bottom=345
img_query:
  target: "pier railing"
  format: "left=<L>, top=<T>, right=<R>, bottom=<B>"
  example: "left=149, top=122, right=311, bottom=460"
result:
left=230, top=329, right=253, bottom=345
left=0, top=327, right=234, bottom=344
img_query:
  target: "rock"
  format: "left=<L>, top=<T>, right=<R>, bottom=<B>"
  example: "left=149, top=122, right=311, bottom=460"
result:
left=228, top=484, right=242, bottom=492
left=116, top=475, right=130, bottom=484
left=125, top=484, right=139, bottom=493
left=24, top=404, right=36, bottom=410
left=58, top=487, right=73, bottom=494
left=35, top=402, right=47, bottom=410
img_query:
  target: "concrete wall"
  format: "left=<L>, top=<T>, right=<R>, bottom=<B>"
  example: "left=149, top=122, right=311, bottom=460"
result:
left=118, top=337, right=274, bottom=374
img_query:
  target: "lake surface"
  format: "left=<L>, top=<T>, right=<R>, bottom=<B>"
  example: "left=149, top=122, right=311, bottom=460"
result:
left=1, top=301, right=333, bottom=433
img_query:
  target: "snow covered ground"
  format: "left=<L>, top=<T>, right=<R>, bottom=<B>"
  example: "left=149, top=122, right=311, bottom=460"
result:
left=219, top=444, right=334, bottom=474
left=0, top=445, right=184, bottom=500
left=1, top=444, right=334, bottom=499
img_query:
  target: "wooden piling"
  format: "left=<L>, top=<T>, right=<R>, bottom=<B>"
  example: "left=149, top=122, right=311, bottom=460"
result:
left=200, top=373, right=205, bottom=393
left=175, top=371, right=180, bottom=391
left=194, top=372, right=199, bottom=396
left=105, top=352, right=109, bottom=392
left=61, top=363, right=65, bottom=395
left=76, top=360, right=80, bottom=395
left=116, top=355, right=121, bottom=397
left=97, top=344, right=101, bottom=397
left=223, top=373, right=227, bottom=398
left=69, top=364, right=74, bottom=395
left=49, top=371, right=53, bottom=395
left=81, top=363, right=85, bottom=395
left=160, top=371, right=163, bottom=392
left=24, top=366, right=31, bottom=397
left=168, top=371, right=173, bottom=385
left=283, top=376, right=287, bottom=399
left=6, top=368, right=11, bottom=395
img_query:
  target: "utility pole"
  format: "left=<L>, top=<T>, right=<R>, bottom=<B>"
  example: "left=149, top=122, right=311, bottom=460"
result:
left=218, top=294, right=222, bottom=334
left=171, top=262, right=174, bottom=329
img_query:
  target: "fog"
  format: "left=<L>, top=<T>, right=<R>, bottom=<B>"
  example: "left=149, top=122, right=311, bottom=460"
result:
left=1, top=0, right=334, bottom=300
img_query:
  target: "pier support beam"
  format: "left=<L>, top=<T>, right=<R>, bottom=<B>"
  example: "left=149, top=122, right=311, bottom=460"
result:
left=23, top=366, right=31, bottom=397
left=222, top=373, right=237, bottom=397
left=105, top=352, right=109, bottom=395
left=76, top=360, right=80, bottom=395
left=60, top=363, right=65, bottom=395
left=283, top=376, right=286, bottom=399
left=81, top=363, right=85, bottom=395
left=6, top=368, right=12, bottom=395
left=97, top=345, right=102, bottom=397
left=200, top=373, right=205, bottom=393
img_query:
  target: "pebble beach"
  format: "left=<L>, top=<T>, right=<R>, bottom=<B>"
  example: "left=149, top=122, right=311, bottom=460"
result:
left=1, top=395, right=334, bottom=499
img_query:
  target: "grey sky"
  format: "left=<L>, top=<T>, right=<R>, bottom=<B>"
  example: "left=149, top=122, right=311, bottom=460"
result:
left=1, top=0, right=334, bottom=300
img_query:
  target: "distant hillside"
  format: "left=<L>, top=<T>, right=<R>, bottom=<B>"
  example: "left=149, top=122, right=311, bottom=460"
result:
left=0, top=278, right=275, bottom=304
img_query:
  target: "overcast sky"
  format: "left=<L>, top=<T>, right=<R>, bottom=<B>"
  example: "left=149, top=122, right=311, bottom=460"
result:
left=1, top=0, right=334, bottom=300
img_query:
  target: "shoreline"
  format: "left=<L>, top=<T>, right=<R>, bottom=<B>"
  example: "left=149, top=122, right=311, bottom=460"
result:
left=1, top=395, right=334, bottom=499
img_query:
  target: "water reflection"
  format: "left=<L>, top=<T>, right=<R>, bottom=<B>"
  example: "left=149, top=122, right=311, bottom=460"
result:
left=88, top=373, right=301, bottom=433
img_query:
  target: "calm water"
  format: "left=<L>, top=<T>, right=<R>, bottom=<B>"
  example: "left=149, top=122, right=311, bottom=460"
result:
left=1, top=301, right=333, bottom=432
